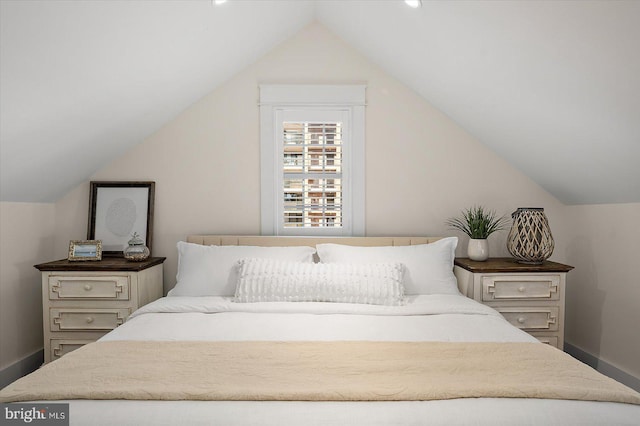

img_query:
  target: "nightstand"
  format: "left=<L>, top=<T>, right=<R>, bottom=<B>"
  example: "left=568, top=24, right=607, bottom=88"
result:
left=35, top=257, right=165, bottom=363
left=454, top=257, right=573, bottom=350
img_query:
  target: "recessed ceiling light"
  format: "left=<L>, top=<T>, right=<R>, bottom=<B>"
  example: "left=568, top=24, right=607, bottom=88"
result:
left=405, top=0, right=422, bottom=8
left=214, top=0, right=228, bottom=5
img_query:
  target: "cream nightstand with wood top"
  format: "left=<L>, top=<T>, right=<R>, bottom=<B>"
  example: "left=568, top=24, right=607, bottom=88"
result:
left=35, top=257, right=165, bottom=363
left=454, top=258, right=573, bottom=350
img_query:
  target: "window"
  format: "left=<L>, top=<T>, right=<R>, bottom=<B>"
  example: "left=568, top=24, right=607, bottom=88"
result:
left=282, top=120, right=342, bottom=229
left=260, top=85, right=365, bottom=236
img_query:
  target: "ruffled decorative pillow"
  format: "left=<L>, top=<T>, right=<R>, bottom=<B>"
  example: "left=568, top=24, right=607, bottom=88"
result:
left=234, top=258, right=405, bottom=306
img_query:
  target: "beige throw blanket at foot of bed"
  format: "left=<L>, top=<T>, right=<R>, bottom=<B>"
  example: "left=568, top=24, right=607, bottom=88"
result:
left=2, top=341, right=640, bottom=404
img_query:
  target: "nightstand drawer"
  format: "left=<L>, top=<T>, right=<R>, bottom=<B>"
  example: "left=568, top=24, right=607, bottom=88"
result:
left=50, top=308, right=129, bottom=331
left=38, top=257, right=165, bottom=364
left=454, top=258, right=571, bottom=352
left=532, top=335, right=559, bottom=347
left=482, top=275, right=560, bottom=301
left=49, top=275, right=130, bottom=300
left=496, top=307, right=559, bottom=331
left=50, top=339, right=94, bottom=360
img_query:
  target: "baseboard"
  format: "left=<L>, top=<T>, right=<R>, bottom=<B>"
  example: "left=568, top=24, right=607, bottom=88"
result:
left=0, top=349, right=43, bottom=389
left=565, top=342, right=640, bottom=392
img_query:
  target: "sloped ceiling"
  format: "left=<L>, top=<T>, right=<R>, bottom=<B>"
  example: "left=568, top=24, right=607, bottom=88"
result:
left=1, top=1, right=638, bottom=204
left=0, top=0, right=315, bottom=202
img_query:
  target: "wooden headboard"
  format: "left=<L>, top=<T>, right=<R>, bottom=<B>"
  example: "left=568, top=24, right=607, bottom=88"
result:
left=186, top=235, right=442, bottom=247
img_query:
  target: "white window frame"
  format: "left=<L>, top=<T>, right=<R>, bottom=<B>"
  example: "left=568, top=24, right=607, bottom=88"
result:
left=260, top=84, right=365, bottom=236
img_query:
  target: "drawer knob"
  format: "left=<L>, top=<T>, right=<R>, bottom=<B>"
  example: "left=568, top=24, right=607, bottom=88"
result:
left=84, top=284, right=92, bottom=291
left=518, top=286, right=526, bottom=293
left=517, top=317, right=526, bottom=324
left=86, top=317, right=94, bottom=324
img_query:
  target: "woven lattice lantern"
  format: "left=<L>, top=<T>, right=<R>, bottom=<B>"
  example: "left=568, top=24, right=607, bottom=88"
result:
left=507, top=208, right=554, bottom=264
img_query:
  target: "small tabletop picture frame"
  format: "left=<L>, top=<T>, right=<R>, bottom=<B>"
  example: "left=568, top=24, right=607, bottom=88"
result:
left=87, top=181, right=155, bottom=257
left=68, top=240, right=102, bottom=261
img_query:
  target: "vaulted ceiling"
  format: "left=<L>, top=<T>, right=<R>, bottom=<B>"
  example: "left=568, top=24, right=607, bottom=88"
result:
left=1, top=1, right=638, bottom=204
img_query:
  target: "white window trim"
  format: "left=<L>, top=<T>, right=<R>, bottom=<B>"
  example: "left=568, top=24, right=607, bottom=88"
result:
left=260, top=84, right=365, bottom=236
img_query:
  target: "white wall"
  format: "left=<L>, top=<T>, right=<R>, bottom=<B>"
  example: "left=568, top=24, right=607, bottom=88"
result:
left=564, top=202, right=640, bottom=378
left=52, top=22, right=566, bottom=280
left=0, top=202, right=55, bottom=370
left=45, top=22, right=637, bottom=380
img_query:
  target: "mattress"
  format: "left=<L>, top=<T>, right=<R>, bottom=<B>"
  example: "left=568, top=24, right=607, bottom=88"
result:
left=8, top=294, right=639, bottom=425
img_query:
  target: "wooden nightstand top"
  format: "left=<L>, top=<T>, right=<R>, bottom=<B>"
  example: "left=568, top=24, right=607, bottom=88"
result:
left=35, top=256, right=166, bottom=272
left=454, top=257, right=573, bottom=273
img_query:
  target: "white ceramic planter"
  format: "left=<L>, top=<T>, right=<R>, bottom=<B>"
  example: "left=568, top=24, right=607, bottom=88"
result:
left=468, top=238, right=489, bottom=261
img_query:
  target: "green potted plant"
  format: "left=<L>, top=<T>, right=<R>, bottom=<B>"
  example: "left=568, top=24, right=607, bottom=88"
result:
left=446, top=206, right=509, bottom=261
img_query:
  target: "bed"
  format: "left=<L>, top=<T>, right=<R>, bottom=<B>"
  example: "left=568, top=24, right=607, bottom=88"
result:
left=2, top=235, right=639, bottom=425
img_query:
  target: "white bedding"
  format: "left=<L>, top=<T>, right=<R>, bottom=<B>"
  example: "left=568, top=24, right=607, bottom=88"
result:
left=49, top=295, right=640, bottom=425
left=102, top=294, right=538, bottom=343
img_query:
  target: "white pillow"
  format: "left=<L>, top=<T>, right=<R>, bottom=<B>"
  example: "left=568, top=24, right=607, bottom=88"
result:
left=234, top=258, right=405, bottom=305
left=168, top=242, right=316, bottom=296
left=316, top=237, right=459, bottom=295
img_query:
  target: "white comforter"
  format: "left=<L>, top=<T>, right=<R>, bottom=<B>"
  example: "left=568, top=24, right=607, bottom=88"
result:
left=62, top=295, right=639, bottom=425
left=102, top=294, right=538, bottom=343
